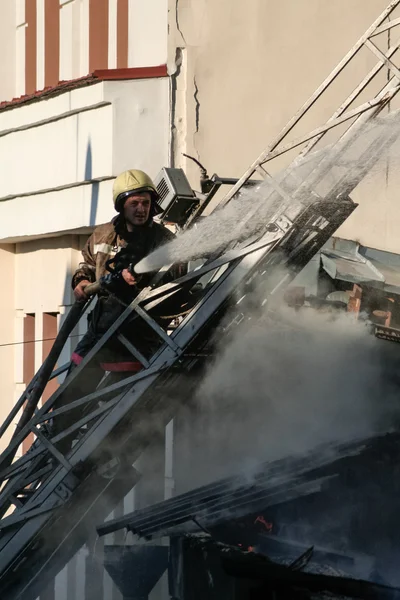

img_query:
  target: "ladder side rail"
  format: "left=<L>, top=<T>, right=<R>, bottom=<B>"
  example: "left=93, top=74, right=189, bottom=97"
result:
left=35, top=364, right=165, bottom=426
left=0, top=269, right=244, bottom=578
left=0, top=197, right=354, bottom=598
left=0, top=347, right=180, bottom=514
left=0, top=364, right=70, bottom=441
left=370, top=16, right=400, bottom=36
left=0, top=301, right=87, bottom=478
left=0, top=388, right=35, bottom=441
left=40, top=360, right=175, bottom=439
left=205, top=96, right=395, bottom=257
left=296, top=30, right=400, bottom=162
left=288, top=84, right=400, bottom=204
left=27, top=239, right=283, bottom=476
left=217, top=70, right=400, bottom=246
left=0, top=239, right=279, bottom=520
left=365, top=37, right=400, bottom=78
left=218, top=93, right=390, bottom=211
left=0, top=240, right=278, bottom=515
left=270, top=43, right=400, bottom=187
left=0, top=236, right=283, bottom=554
left=0, top=264, right=178, bottom=469
left=11, top=465, right=53, bottom=498
left=0, top=251, right=239, bottom=469
left=0, top=287, right=156, bottom=473
left=10, top=303, right=86, bottom=440
left=236, top=82, right=400, bottom=234
left=251, top=90, right=397, bottom=169
left=0, top=446, right=47, bottom=483
left=317, top=125, right=400, bottom=202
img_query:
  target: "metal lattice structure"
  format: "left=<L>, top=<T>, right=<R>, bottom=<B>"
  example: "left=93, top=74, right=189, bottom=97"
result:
left=1, top=2, right=400, bottom=597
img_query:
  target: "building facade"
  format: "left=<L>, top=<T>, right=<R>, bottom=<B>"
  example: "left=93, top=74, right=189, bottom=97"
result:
left=0, top=1, right=399, bottom=598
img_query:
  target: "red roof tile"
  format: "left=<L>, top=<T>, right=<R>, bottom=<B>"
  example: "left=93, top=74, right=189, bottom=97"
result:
left=0, top=65, right=168, bottom=113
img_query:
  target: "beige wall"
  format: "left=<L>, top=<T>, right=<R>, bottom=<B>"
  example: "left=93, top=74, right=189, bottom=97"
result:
left=15, top=235, right=82, bottom=313
left=0, top=0, right=16, bottom=102
left=0, top=77, right=170, bottom=243
left=128, top=0, right=168, bottom=67
left=0, top=245, right=15, bottom=449
left=170, top=0, right=400, bottom=253
left=0, top=236, right=85, bottom=449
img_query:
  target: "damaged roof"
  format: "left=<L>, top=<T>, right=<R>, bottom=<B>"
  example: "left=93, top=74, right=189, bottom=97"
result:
left=320, top=238, right=400, bottom=294
left=175, top=534, right=400, bottom=599
left=97, top=432, right=400, bottom=540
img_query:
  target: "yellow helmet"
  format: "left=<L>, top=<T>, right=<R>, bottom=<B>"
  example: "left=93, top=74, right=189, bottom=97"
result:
left=112, top=169, right=161, bottom=212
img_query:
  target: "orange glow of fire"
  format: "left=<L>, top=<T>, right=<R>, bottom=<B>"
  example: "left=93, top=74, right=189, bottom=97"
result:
left=237, top=515, right=273, bottom=553
left=254, top=515, right=273, bottom=532
left=238, top=543, right=255, bottom=552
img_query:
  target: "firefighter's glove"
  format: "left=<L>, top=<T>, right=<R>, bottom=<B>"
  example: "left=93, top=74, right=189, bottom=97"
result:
left=100, top=270, right=138, bottom=297
left=121, top=268, right=137, bottom=286
left=73, top=279, right=91, bottom=301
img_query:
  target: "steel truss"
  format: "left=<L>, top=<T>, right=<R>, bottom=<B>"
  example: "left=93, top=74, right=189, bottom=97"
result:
left=1, top=2, right=400, bottom=597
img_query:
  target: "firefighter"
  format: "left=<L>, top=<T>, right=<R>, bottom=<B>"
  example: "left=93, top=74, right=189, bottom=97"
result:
left=51, top=169, right=183, bottom=451
left=70, top=168, right=181, bottom=368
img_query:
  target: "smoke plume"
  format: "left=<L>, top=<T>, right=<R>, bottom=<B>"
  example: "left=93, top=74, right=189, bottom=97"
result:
left=175, top=306, right=400, bottom=491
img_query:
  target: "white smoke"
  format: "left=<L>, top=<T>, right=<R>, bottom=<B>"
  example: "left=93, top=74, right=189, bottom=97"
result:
left=175, top=306, right=400, bottom=491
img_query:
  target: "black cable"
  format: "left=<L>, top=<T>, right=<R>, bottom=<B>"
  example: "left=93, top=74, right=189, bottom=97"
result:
left=0, top=333, right=83, bottom=349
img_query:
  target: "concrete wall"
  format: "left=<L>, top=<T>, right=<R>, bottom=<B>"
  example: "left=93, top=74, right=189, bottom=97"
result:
left=128, top=0, right=168, bottom=68
left=0, top=237, right=83, bottom=452
left=0, top=69, right=170, bottom=456
left=0, top=0, right=16, bottom=102
left=169, top=0, right=400, bottom=254
left=0, top=245, right=15, bottom=450
left=59, top=0, right=85, bottom=81
left=0, top=76, right=170, bottom=242
left=15, top=236, right=80, bottom=313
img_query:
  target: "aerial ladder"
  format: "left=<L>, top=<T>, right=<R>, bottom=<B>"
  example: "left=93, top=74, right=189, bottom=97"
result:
left=1, top=1, right=400, bottom=597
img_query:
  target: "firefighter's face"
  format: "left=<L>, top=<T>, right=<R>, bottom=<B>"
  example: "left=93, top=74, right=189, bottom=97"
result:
left=123, top=192, right=152, bottom=227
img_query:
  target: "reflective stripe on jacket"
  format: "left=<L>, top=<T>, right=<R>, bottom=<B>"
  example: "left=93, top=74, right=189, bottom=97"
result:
left=71, top=220, right=177, bottom=289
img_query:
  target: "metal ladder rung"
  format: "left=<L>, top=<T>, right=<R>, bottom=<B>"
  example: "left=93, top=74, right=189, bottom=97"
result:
left=0, top=501, right=59, bottom=533
left=30, top=426, right=72, bottom=471
left=370, top=16, right=400, bottom=37
left=117, top=334, right=150, bottom=368
left=258, top=92, right=397, bottom=167
left=220, top=89, right=397, bottom=210
left=133, top=305, right=180, bottom=352
left=256, top=166, right=297, bottom=205
left=298, top=31, right=400, bottom=160
left=365, top=38, right=400, bottom=81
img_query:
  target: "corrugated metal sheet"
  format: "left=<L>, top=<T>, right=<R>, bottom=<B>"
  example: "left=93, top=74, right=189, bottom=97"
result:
left=98, top=435, right=393, bottom=540
left=321, top=241, right=400, bottom=294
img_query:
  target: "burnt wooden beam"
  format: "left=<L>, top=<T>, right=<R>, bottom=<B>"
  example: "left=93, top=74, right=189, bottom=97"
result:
left=185, top=534, right=400, bottom=600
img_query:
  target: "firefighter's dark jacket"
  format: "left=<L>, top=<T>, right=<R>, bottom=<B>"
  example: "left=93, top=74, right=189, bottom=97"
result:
left=72, top=218, right=181, bottom=290
left=70, top=217, right=185, bottom=360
